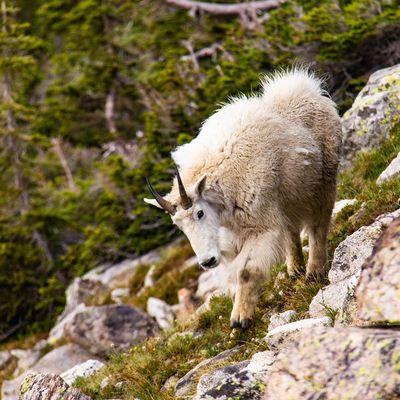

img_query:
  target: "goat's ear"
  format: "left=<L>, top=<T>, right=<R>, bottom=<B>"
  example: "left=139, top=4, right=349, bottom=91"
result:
left=194, top=175, right=207, bottom=196
left=202, top=189, right=225, bottom=208
left=144, top=198, right=163, bottom=209
left=194, top=175, right=225, bottom=207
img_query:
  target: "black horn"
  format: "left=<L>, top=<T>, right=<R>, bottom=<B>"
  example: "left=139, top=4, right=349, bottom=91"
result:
left=174, top=165, right=192, bottom=210
left=146, top=177, right=176, bottom=214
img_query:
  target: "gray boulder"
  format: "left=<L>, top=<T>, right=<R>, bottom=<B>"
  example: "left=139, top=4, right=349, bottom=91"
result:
left=194, top=350, right=275, bottom=400
left=49, top=304, right=88, bottom=345
left=263, top=327, right=400, bottom=400
left=84, top=250, right=161, bottom=290
left=356, top=217, right=400, bottom=325
left=60, top=278, right=109, bottom=320
left=2, top=344, right=94, bottom=400
left=341, top=63, right=400, bottom=169
left=309, top=208, right=400, bottom=324
left=63, top=304, right=158, bottom=356
left=19, top=373, right=92, bottom=400
left=175, top=347, right=240, bottom=398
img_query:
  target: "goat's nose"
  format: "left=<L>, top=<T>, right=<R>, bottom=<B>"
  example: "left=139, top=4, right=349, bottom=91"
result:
left=201, top=257, right=217, bottom=268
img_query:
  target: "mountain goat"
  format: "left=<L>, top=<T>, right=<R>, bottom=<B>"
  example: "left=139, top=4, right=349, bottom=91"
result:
left=145, top=68, right=342, bottom=328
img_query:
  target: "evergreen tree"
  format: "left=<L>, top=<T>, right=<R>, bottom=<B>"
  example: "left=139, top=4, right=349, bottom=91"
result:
left=0, top=0, right=59, bottom=338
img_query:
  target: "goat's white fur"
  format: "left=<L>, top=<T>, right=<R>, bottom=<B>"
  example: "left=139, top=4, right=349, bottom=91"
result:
left=145, top=67, right=342, bottom=327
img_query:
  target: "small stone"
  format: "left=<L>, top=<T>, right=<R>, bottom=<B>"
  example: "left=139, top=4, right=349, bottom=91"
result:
left=332, top=199, right=357, bottom=218
left=115, top=381, right=126, bottom=389
left=143, top=264, right=156, bottom=288
left=59, top=278, right=110, bottom=321
left=60, top=360, right=105, bottom=386
left=84, top=249, right=161, bottom=290
left=268, top=310, right=297, bottom=331
left=377, top=152, right=400, bottom=185
left=196, top=262, right=235, bottom=301
left=100, top=376, right=110, bottom=389
left=110, top=288, right=129, bottom=304
left=147, top=297, right=175, bottom=330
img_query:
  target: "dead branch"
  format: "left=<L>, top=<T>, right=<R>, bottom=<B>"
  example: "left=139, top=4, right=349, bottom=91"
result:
left=165, top=0, right=285, bottom=15
left=181, top=42, right=235, bottom=66
left=181, top=40, right=201, bottom=71
left=51, top=137, right=77, bottom=191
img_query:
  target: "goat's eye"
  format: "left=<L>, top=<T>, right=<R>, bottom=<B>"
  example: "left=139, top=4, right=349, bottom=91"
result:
left=197, top=210, right=204, bottom=219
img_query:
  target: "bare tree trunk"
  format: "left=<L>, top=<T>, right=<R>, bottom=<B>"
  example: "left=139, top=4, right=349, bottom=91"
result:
left=102, top=11, right=118, bottom=136
left=51, top=137, right=77, bottom=191
left=165, top=0, right=285, bottom=15
left=105, top=88, right=117, bottom=135
left=2, top=0, right=29, bottom=212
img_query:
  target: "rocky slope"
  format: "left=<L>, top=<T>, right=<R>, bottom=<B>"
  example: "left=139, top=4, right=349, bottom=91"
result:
left=1, top=64, right=399, bottom=400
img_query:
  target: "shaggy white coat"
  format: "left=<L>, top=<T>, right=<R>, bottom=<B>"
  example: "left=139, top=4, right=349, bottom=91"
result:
left=147, top=68, right=342, bottom=327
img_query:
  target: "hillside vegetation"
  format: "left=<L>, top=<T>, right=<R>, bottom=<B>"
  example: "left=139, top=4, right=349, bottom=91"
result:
left=1, top=0, right=399, bottom=342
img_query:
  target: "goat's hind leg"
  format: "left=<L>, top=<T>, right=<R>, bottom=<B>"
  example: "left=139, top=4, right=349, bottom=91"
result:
left=307, top=215, right=331, bottom=279
left=284, top=227, right=305, bottom=277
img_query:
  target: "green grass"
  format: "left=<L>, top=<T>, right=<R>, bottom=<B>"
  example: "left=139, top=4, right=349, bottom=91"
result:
left=77, top=124, right=400, bottom=399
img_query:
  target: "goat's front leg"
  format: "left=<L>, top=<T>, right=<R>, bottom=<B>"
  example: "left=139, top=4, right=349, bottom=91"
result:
left=230, top=260, right=264, bottom=329
left=230, top=232, right=284, bottom=329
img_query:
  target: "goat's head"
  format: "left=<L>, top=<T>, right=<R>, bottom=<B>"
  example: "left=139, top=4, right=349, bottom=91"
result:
left=144, top=166, right=223, bottom=269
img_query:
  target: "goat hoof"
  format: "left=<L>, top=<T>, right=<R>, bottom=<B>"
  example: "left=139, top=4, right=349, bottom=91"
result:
left=230, top=319, right=241, bottom=328
left=241, top=318, right=251, bottom=329
left=306, top=271, right=324, bottom=282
